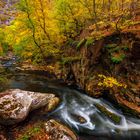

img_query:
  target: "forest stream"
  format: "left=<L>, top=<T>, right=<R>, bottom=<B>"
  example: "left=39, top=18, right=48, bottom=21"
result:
left=0, top=0, right=140, bottom=140
left=0, top=56, right=140, bottom=140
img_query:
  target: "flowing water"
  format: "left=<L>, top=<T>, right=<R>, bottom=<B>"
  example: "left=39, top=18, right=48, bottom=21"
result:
left=1, top=58, right=140, bottom=140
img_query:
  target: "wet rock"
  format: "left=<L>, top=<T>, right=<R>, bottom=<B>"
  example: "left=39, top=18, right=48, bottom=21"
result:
left=70, top=113, right=87, bottom=124
left=0, top=89, right=59, bottom=125
left=45, top=119, right=77, bottom=140
left=47, top=97, right=60, bottom=111
left=95, top=104, right=122, bottom=124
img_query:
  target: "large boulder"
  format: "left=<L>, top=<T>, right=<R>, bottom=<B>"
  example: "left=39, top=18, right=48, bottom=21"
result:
left=12, top=119, right=77, bottom=140
left=0, top=89, right=59, bottom=125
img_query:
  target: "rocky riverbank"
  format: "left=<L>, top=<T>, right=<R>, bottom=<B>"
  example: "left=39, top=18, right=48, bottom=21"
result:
left=54, top=30, right=140, bottom=117
left=0, top=89, right=78, bottom=140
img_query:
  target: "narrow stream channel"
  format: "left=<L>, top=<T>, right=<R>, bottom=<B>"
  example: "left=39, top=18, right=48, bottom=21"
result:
left=1, top=58, right=140, bottom=140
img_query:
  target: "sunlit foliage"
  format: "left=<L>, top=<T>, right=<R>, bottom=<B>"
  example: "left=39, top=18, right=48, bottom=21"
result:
left=98, top=74, right=127, bottom=89
left=0, top=0, right=139, bottom=63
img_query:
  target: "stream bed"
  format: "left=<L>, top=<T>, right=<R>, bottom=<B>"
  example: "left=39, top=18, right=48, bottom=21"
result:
left=0, top=58, right=140, bottom=140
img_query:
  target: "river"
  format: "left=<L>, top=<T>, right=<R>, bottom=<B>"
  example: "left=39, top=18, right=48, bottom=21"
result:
left=1, top=57, right=140, bottom=140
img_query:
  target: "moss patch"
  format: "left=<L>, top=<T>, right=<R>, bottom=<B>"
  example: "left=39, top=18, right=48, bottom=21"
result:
left=17, top=124, right=42, bottom=140
left=95, top=104, right=121, bottom=124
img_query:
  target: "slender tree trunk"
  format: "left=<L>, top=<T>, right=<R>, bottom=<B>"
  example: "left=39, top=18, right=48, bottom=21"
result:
left=38, top=0, right=51, bottom=41
left=93, top=0, right=99, bottom=30
left=24, top=0, right=46, bottom=61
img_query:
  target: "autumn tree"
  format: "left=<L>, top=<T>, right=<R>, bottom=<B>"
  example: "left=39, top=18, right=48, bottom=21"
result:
left=1, top=0, right=139, bottom=63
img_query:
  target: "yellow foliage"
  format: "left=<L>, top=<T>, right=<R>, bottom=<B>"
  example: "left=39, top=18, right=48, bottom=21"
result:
left=98, top=74, right=127, bottom=89
left=1, top=0, right=139, bottom=62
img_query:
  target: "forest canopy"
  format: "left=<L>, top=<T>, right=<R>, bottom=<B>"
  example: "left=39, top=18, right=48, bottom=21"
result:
left=0, top=0, right=139, bottom=63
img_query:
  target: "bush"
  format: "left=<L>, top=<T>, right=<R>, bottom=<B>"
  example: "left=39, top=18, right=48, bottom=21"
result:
left=98, top=74, right=127, bottom=89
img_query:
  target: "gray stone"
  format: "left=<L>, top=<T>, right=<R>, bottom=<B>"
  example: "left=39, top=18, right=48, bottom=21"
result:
left=0, top=89, right=59, bottom=125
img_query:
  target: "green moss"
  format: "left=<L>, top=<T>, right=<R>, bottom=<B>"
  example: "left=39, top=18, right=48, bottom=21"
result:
left=95, top=104, right=121, bottom=124
left=18, top=126, right=41, bottom=140
left=76, top=39, right=86, bottom=49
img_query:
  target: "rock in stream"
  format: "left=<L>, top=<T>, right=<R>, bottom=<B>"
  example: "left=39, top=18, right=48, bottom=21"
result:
left=0, top=89, right=59, bottom=125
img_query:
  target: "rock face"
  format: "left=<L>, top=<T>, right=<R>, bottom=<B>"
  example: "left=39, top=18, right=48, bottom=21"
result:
left=57, top=31, right=140, bottom=117
left=0, top=89, right=59, bottom=125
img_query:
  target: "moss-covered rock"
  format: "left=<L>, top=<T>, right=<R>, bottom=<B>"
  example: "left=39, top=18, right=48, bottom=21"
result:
left=95, top=104, right=121, bottom=124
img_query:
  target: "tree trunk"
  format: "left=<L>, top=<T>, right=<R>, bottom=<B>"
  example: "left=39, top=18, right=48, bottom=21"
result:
left=93, top=0, right=99, bottom=31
